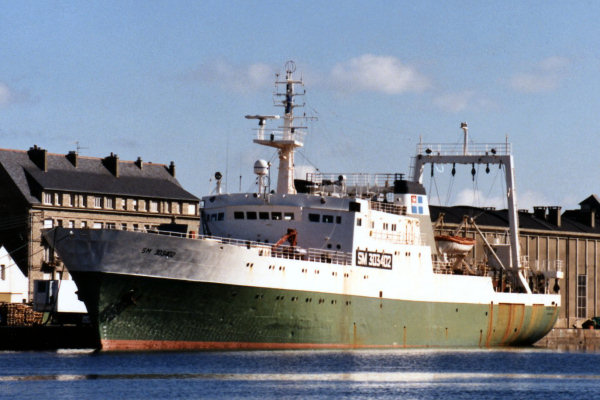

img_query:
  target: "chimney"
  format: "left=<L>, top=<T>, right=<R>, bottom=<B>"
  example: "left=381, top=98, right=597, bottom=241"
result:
left=167, top=161, right=175, bottom=177
left=103, top=153, right=119, bottom=177
left=27, top=145, right=47, bottom=172
left=533, top=206, right=547, bottom=220
left=548, top=206, right=562, bottom=227
left=66, top=151, right=78, bottom=168
left=135, top=156, right=143, bottom=170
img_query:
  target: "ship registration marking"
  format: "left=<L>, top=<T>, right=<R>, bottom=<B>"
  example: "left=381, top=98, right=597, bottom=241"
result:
left=141, top=247, right=177, bottom=258
left=355, top=249, right=392, bottom=269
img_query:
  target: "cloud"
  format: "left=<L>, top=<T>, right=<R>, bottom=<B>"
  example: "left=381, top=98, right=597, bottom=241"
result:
left=433, top=90, right=475, bottom=113
left=453, top=188, right=506, bottom=209
left=330, top=54, right=431, bottom=94
left=0, top=81, right=35, bottom=107
left=0, top=82, right=13, bottom=106
left=510, top=56, right=570, bottom=93
left=183, top=60, right=274, bottom=94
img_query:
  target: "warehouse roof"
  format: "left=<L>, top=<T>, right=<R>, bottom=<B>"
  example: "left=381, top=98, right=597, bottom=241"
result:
left=430, top=201, right=600, bottom=235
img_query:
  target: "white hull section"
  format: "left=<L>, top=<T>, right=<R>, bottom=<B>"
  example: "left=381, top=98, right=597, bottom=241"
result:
left=54, top=229, right=560, bottom=308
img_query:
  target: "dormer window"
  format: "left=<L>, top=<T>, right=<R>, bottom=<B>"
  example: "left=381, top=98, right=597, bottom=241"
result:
left=43, top=193, right=52, bottom=205
left=94, top=196, right=102, bottom=208
left=149, top=200, right=158, bottom=213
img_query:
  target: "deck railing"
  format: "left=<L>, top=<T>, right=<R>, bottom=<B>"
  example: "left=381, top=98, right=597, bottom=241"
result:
left=143, top=228, right=354, bottom=266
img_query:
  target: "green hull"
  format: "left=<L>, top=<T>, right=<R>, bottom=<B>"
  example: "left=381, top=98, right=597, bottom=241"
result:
left=72, top=271, right=559, bottom=351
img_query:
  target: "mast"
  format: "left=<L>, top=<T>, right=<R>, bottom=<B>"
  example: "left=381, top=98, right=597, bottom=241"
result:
left=412, top=123, right=531, bottom=294
left=248, top=60, right=307, bottom=195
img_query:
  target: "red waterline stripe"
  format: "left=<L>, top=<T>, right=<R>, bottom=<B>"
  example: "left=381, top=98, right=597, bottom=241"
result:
left=100, top=339, right=433, bottom=351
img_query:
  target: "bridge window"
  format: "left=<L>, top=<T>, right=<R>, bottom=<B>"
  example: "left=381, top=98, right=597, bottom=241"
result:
left=271, top=212, right=282, bottom=220
left=259, top=212, right=270, bottom=220
left=246, top=211, right=257, bottom=220
left=234, top=211, right=244, bottom=219
left=308, top=213, right=320, bottom=222
left=323, top=215, right=334, bottom=223
left=284, top=213, right=294, bottom=221
left=336, top=216, right=342, bottom=224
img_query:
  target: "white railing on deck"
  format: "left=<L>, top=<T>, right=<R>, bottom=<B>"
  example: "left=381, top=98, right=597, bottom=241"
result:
left=369, top=201, right=407, bottom=216
left=141, top=228, right=354, bottom=266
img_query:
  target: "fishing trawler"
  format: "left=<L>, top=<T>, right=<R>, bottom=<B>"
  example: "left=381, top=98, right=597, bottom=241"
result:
left=45, top=61, right=561, bottom=351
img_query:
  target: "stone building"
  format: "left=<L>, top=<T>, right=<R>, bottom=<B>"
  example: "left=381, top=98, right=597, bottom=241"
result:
left=431, top=198, right=600, bottom=329
left=0, top=146, right=200, bottom=300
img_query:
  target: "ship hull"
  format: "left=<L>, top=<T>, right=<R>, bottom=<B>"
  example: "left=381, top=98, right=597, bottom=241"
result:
left=46, top=228, right=559, bottom=351
left=72, top=270, right=558, bottom=351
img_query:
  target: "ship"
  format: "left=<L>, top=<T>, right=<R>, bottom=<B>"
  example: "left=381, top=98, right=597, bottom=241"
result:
left=45, top=61, right=562, bottom=351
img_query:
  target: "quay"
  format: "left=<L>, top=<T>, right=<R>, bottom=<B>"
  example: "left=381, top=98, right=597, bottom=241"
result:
left=536, top=328, right=600, bottom=351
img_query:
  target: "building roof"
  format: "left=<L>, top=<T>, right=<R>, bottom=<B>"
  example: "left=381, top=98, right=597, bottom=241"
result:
left=0, top=147, right=199, bottom=204
left=430, top=203, right=600, bottom=235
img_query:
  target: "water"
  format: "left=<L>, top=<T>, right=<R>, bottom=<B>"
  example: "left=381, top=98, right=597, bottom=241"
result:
left=2, top=348, right=600, bottom=399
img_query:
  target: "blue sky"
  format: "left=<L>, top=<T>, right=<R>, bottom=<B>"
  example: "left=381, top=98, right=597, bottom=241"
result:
left=1, top=1, right=599, bottom=211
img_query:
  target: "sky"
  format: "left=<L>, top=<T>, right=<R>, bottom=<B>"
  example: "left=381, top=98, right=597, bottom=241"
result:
left=1, top=1, right=599, bottom=211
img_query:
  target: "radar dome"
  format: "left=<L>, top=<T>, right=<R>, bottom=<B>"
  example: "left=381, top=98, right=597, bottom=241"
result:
left=254, top=160, right=269, bottom=176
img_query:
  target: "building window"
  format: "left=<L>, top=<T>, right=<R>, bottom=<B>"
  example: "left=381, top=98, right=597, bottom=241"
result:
left=133, top=224, right=139, bottom=231
left=106, top=197, right=114, bottom=209
left=106, top=222, right=116, bottom=229
left=187, top=204, right=196, bottom=215
left=65, top=194, right=73, bottom=206
left=93, top=222, right=103, bottom=229
left=68, top=220, right=74, bottom=228
left=1, top=265, right=5, bottom=280
left=356, top=218, right=362, bottom=226
left=132, top=199, right=138, bottom=211
left=43, top=245, right=51, bottom=263
left=121, top=223, right=127, bottom=230
left=56, top=219, right=63, bottom=227
left=80, top=221, right=87, bottom=228
left=94, top=197, right=102, bottom=208
left=43, top=219, right=53, bottom=229
left=149, top=201, right=158, bottom=213
left=577, top=274, right=587, bottom=318
left=173, top=202, right=180, bottom=214
left=43, top=192, right=52, bottom=205
left=139, top=200, right=146, bottom=212
left=54, top=193, right=62, bottom=206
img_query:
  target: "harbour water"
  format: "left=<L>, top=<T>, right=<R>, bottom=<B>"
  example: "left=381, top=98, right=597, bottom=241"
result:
left=2, top=348, right=600, bottom=399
